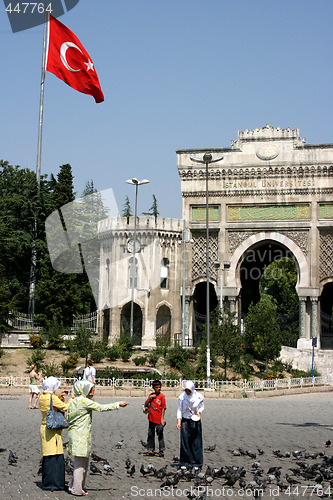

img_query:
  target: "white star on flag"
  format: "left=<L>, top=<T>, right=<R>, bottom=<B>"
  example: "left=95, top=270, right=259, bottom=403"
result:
left=85, top=59, right=94, bottom=71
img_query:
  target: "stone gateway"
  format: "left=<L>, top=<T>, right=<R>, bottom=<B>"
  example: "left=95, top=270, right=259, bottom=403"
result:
left=98, top=125, right=333, bottom=357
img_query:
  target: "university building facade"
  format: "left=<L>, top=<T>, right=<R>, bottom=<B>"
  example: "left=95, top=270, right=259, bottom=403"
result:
left=97, top=125, right=333, bottom=351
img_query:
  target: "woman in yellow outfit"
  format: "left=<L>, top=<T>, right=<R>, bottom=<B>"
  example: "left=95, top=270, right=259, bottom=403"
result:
left=39, top=376, right=72, bottom=491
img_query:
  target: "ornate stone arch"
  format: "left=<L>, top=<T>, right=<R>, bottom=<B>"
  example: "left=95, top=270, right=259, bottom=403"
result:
left=226, top=231, right=309, bottom=292
left=191, top=276, right=217, bottom=295
left=319, top=277, right=333, bottom=295
left=156, top=299, right=173, bottom=311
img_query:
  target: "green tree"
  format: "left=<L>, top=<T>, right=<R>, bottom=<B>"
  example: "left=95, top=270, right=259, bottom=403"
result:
left=260, top=257, right=299, bottom=347
left=210, top=307, right=242, bottom=379
left=34, top=164, right=96, bottom=327
left=67, top=325, right=94, bottom=365
left=82, top=180, right=97, bottom=196
left=51, top=164, right=75, bottom=209
left=143, top=194, right=159, bottom=219
left=122, top=195, right=132, bottom=223
left=0, top=161, right=42, bottom=313
left=245, top=294, right=282, bottom=363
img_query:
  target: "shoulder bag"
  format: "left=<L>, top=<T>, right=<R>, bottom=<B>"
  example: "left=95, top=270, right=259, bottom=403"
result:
left=46, top=394, right=69, bottom=430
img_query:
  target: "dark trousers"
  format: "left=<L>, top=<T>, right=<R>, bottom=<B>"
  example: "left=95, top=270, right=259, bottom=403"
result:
left=42, top=454, right=65, bottom=491
left=179, top=418, right=203, bottom=467
left=147, top=421, right=165, bottom=452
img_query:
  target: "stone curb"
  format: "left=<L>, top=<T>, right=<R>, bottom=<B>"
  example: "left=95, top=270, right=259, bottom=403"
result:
left=1, top=385, right=332, bottom=398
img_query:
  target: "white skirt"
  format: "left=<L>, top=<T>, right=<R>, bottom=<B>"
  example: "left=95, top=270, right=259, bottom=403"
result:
left=29, top=384, right=40, bottom=394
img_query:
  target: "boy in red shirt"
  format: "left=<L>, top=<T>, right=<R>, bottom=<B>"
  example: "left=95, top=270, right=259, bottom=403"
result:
left=144, top=380, right=166, bottom=457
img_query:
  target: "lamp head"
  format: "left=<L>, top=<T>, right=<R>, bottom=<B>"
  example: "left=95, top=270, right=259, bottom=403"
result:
left=203, top=153, right=213, bottom=163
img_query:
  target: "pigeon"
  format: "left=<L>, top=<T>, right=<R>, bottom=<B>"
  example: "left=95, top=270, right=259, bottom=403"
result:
left=103, top=461, right=113, bottom=474
left=65, top=457, right=74, bottom=475
left=186, top=491, right=197, bottom=499
left=204, top=444, right=216, bottom=452
left=127, top=464, right=135, bottom=477
left=326, top=440, right=331, bottom=448
left=147, top=463, right=156, bottom=474
left=285, top=474, right=301, bottom=485
left=239, top=477, right=246, bottom=488
left=115, top=439, right=124, bottom=449
left=172, top=455, right=180, bottom=463
left=91, top=451, right=107, bottom=462
left=0, top=448, right=7, bottom=453
left=257, top=448, right=264, bottom=455
left=90, top=463, right=102, bottom=474
left=8, top=450, right=18, bottom=466
left=246, top=450, right=256, bottom=459
left=125, top=458, right=131, bottom=469
left=155, top=465, right=167, bottom=479
left=140, top=464, right=150, bottom=476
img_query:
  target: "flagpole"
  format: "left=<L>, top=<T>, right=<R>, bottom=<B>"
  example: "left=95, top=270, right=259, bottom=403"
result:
left=28, top=11, right=48, bottom=316
left=36, top=10, right=48, bottom=185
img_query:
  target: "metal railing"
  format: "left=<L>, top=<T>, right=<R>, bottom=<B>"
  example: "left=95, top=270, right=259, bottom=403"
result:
left=7, top=311, right=98, bottom=334
left=8, top=311, right=42, bottom=332
left=1, top=374, right=332, bottom=391
left=71, top=312, right=97, bottom=333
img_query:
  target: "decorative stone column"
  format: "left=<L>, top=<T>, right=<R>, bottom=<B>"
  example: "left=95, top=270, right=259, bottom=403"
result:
left=297, top=297, right=312, bottom=349
left=310, top=297, right=318, bottom=342
left=299, top=297, right=307, bottom=339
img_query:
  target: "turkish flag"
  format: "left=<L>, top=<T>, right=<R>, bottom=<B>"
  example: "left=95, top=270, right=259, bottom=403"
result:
left=46, top=15, right=104, bottom=103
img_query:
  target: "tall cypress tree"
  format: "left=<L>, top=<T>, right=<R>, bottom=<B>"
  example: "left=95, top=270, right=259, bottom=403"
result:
left=34, top=165, right=96, bottom=327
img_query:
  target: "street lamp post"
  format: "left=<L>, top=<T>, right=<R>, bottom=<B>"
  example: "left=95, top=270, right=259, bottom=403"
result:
left=125, top=178, right=150, bottom=338
left=190, top=153, right=223, bottom=387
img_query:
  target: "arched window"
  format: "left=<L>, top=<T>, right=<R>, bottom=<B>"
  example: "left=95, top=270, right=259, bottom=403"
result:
left=160, top=257, right=169, bottom=289
left=106, top=258, right=110, bottom=290
left=128, top=257, right=138, bottom=288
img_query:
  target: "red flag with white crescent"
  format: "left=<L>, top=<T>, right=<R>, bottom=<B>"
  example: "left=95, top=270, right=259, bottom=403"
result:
left=46, top=15, right=104, bottom=103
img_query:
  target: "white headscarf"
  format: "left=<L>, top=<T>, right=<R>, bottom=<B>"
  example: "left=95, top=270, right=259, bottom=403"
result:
left=73, top=380, right=94, bottom=397
left=184, top=380, right=203, bottom=406
left=42, top=376, right=60, bottom=393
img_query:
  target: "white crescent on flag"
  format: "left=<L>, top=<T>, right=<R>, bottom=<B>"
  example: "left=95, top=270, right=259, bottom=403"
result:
left=60, top=42, right=82, bottom=72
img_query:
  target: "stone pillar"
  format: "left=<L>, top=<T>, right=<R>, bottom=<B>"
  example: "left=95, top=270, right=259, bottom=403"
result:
left=297, top=297, right=312, bottom=349
left=299, top=297, right=306, bottom=339
left=310, top=297, right=318, bottom=342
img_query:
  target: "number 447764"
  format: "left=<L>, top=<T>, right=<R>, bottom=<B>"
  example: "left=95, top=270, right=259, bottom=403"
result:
left=6, top=3, right=53, bottom=14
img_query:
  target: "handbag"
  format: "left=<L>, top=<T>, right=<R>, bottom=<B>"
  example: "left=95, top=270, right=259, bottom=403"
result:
left=46, top=394, right=69, bottom=430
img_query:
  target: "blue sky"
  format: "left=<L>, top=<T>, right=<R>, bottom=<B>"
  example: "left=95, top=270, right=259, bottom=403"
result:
left=1, top=0, right=333, bottom=219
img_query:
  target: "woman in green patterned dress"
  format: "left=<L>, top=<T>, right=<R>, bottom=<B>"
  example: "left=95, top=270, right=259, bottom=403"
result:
left=67, top=380, right=128, bottom=496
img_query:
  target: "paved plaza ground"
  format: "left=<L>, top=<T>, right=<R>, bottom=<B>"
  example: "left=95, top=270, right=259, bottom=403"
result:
left=1, top=392, right=333, bottom=499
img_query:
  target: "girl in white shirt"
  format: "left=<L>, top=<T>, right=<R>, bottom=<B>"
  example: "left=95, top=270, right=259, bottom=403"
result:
left=176, top=381, right=204, bottom=467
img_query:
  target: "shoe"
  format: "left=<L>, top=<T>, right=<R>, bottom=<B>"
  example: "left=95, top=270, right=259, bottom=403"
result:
left=155, top=451, right=164, bottom=457
left=143, top=451, right=155, bottom=456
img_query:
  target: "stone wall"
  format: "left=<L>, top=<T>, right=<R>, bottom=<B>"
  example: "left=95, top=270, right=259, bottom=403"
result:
left=280, top=346, right=333, bottom=375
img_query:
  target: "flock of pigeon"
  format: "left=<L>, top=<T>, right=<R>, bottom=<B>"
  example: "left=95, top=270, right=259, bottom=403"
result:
left=3, top=439, right=333, bottom=498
